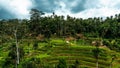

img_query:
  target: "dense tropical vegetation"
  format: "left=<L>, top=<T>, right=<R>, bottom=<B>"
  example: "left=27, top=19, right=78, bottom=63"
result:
left=0, top=9, right=120, bottom=68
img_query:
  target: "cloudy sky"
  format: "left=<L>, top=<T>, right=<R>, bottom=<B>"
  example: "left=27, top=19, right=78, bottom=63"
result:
left=0, top=0, right=120, bottom=19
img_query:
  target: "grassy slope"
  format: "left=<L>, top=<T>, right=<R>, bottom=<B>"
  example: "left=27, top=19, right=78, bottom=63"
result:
left=0, top=38, right=120, bottom=68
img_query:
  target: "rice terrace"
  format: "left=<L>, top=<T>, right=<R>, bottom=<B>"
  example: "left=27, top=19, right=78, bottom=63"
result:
left=0, top=0, right=120, bottom=68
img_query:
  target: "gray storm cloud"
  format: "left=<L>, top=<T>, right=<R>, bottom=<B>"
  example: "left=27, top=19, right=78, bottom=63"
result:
left=0, top=0, right=120, bottom=19
left=53, top=0, right=120, bottom=18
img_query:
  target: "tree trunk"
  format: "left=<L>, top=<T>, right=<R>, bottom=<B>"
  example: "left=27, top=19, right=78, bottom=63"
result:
left=110, top=63, right=112, bottom=68
left=14, top=29, right=19, bottom=68
left=110, top=58, right=113, bottom=68
left=96, top=59, right=98, bottom=68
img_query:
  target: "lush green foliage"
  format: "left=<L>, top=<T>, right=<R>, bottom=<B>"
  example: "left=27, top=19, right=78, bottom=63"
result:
left=0, top=9, right=120, bottom=68
left=1, top=10, right=120, bottom=40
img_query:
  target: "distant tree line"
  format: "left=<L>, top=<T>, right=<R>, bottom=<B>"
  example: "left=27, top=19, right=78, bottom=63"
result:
left=1, top=9, right=120, bottom=42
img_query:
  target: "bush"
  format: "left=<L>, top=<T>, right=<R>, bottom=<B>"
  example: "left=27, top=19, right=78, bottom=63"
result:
left=103, top=40, right=120, bottom=52
left=22, top=61, right=36, bottom=68
left=22, top=57, right=44, bottom=68
left=33, top=42, right=38, bottom=49
left=2, top=43, right=16, bottom=68
left=56, top=58, right=67, bottom=68
left=70, top=60, right=80, bottom=68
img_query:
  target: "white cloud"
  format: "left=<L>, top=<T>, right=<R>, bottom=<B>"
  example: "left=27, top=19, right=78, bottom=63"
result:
left=49, top=0, right=120, bottom=19
left=79, top=0, right=120, bottom=18
left=74, top=7, right=120, bottom=19
left=0, top=0, right=120, bottom=19
left=0, top=0, right=34, bottom=19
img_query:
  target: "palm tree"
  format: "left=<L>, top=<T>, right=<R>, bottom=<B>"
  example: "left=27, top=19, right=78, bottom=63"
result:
left=92, top=41, right=101, bottom=68
left=110, top=55, right=117, bottom=68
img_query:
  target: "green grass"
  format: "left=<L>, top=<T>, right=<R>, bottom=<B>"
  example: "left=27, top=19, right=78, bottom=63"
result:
left=0, top=38, right=120, bottom=68
left=36, top=54, right=50, bottom=58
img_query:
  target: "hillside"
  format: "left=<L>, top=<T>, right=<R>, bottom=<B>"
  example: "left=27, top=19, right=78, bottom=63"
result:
left=1, top=9, right=120, bottom=68
left=0, top=38, right=120, bottom=68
